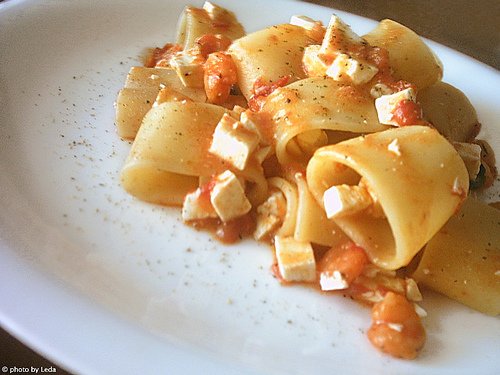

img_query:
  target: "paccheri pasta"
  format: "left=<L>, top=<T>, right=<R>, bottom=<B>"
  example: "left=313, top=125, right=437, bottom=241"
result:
left=115, top=2, right=499, bottom=360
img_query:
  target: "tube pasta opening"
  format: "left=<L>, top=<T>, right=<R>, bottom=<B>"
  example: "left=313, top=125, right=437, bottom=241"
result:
left=307, top=126, right=469, bottom=269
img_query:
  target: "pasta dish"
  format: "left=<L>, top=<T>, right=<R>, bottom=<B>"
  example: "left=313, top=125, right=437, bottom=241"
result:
left=114, top=2, right=499, bottom=359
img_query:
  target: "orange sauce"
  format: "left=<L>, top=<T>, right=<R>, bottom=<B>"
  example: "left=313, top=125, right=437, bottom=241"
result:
left=248, top=75, right=291, bottom=111
left=392, top=99, right=425, bottom=126
left=144, top=43, right=182, bottom=68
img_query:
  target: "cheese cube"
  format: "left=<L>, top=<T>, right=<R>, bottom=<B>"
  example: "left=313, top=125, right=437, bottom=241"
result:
left=274, top=236, right=316, bottom=282
left=413, top=303, right=428, bottom=318
left=232, top=105, right=247, bottom=116
left=210, top=170, right=251, bottom=222
left=254, top=191, right=286, bottom=240
left=302, top=45, right=329, bottom=77
left=169, top=52, right=205, bottom=88
left=375, top=88, right=416, bottom=126
left=320, top=14, right=365, bottom=55
left=320, top=270, right=349, bottom=291
left=182, top=188, right=217, bottom=221
left=203, top=1, right=232, bottom=20
left=254, top=145, right=272, bottom=164
left=387, top=138, right=402, bottom=156
left=323, top=184, right=373, bottom=218
left=326, top=53, right=378, bottom=85
left=239, top=110, right=266, bottom=144
left=209, top=113, right=260, bottom=170
left=405, top=278, right=423, bottom=302
left=290, top=15, right=320, bottom=30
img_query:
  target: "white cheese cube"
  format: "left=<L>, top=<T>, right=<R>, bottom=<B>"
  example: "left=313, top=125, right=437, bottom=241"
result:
left=202, top=1, right=225, bottom=19
left=387, top=138, right=402, bottom=156
left=326, top=53, right=378, bottom=85
left=413, top=303, right=428, bottom=318
left=182, top=188, right=217, bottom=221
left=320, top=14, right=365, bottom=55
left=254, top=145, right=272, bottom=164
left=290, top=15, right=320, bottom=30
left=274, top=236, right=316, bottom=282
left=359, top=290, right=385, bottom=304
left=210, top=170, right=251, bottom=222
left=302, top=45, right=329, bottom=77
left=323, top=184, right=373, bottom=218
left=453, top=142, right=482, bottom=180
left=254, top=191, right=286, bottom=240
left=169, top=52, right=205, bottom=88
left=209, top=113, right=260, bottom=170
left=405, top=278, right=423, bottom=302
left=320, top=270, right=349, bottom=291
left=375, top=88, right=416, bottom=126
left=231, top=105, right=247, bottom=116
left=239, top=110, right=267, bottom=144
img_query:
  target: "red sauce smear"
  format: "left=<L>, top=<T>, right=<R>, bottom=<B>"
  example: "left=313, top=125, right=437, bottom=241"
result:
left=392, top=99, right=425, bottom=126
left=195, top=34, right=233, bottom=58
left=248, top=75, right=291, bottom=111
left=144, top=43, right=182, bottom=68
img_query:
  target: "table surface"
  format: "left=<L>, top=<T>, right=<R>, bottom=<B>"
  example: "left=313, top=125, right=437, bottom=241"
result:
left=1, top=0, right=498, bottom=373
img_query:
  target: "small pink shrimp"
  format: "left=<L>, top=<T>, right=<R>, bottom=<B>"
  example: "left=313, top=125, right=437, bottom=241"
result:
left=144, top=43, right=182, bottom=68
left=204, top=51, right=238, bottom=104
left=195, top=34, right=233, bottom=58
left=317, top=241, right=369, bottom=285
left=367, top=292, right=426, bottom=359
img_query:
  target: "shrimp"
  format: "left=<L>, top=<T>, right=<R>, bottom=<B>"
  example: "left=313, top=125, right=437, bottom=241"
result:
left=318, top=241, right=369, bottom=287
left=367, top=292, right=426, bottom=359
left=195, top=34, right=232, bottom=58
left=204, top=52, right=238, bottom=104
left=145, top=43, right=182, bottom=68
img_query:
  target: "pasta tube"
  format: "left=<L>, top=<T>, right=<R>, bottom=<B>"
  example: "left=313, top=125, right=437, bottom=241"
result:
left=115, top=67, right=206, bottom=139
left=418, top=81, right=480, bottom=142
left=306, top=126, right=469, bottom=270
left=364, top=19, right=443, bottom=90
left=228, top=24, right=318, bottom=99
left=262, top=77, right=388, bottom=165
left=413, top=198, right=500, bottom=315
left=176, top=2, right=245, bottom=50
left=121, top=102, right=267, bottom=206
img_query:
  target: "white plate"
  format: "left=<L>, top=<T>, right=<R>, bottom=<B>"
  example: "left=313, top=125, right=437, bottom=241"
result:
left=0, top=0, right=499, bottom=374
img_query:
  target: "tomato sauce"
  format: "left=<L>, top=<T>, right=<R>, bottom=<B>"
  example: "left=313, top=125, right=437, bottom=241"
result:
left=392, top=99, right=425, bottom=126
left=144, top=43, right=182, bottom=68
left=249, top=75, right=291, bottom=111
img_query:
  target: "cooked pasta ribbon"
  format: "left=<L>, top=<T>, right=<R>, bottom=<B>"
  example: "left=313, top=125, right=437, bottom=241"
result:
left=418, top=81, right=480, bottom=142
left=228, top=24, right=320, bottom=100
left=363, top=19, right=443, bottom=90
left=121, top=102, right=267, bottom=206
left=115, top=67, right=207, bottom=139
left=294, top=173, right=349, bottom=247
left=176, top=2, right=245, bottom=50
left=306, top=126, right=469, bottom=270
left=262, top=77, right=388, bottom=165
left=413, top=198, right=500, bottom=316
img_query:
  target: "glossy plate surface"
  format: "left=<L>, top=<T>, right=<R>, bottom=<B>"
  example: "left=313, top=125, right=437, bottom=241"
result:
left=0, top=0, right=499, bottom=374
